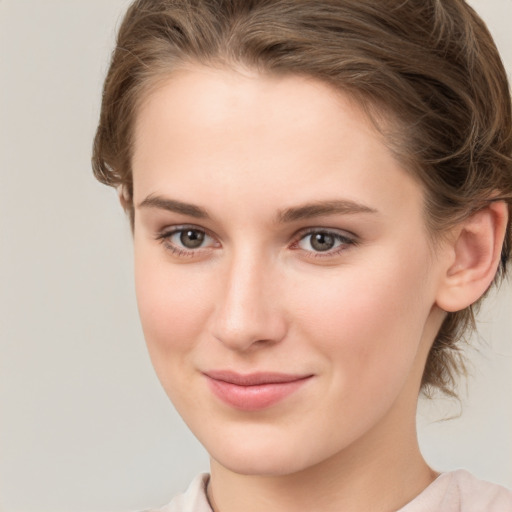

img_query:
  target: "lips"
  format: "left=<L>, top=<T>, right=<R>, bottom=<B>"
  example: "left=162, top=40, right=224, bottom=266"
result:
left=204, top=370, right=313, bottom=411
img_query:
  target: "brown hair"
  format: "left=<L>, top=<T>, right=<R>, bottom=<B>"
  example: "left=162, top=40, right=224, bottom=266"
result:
left=92, top=0, right=512, bottom=397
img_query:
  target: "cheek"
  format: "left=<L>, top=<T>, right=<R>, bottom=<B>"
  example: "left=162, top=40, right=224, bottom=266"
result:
left=134, top=249, right=213, bottom=360
left=287, top=250, right=434, bottom=393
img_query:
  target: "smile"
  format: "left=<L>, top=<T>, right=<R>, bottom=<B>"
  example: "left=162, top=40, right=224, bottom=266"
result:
left=203, top=371, right=313, bottom=411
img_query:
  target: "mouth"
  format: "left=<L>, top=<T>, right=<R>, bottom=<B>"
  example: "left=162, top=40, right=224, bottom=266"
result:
left=203, top=370, right=313, bottom=411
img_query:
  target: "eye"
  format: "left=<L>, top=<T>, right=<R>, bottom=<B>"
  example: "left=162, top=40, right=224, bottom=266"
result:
left=156, top=225, right=218, bottom=255
left=295, top=229, right=356, bottom=255
left=174, top=228, right=207, bottom=249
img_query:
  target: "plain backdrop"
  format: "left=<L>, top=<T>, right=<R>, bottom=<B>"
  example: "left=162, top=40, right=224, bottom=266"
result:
left=0, top=1, right=511, bottom=511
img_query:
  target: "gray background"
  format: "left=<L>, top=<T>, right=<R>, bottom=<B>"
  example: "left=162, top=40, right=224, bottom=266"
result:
left=0, top=1, right=511, bottom=511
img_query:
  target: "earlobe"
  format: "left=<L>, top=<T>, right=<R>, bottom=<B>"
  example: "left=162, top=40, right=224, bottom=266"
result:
left=435, top=201, right=508, bottom=313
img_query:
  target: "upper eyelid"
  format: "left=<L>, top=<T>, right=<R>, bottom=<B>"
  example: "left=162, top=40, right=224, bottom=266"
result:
left=156, top=225, right=219, bottom=250
left=293, top=226, right=358, bottom=241
left=158, top=224, right=215, bottom=238
left=290, top=228, right=359, bottom=255
left=158, top=225, right=356, bottom=237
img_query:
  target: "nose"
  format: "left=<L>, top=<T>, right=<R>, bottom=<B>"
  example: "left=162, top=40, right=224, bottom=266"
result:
left=210, top=249, right=287, bottom=352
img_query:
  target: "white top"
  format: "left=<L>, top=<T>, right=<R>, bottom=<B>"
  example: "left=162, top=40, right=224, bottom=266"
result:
left=147, top=470, right=512, bottom=512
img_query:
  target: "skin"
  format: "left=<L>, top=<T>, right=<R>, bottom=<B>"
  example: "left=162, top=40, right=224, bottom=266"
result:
left=129, top=66, right=503, bottom=512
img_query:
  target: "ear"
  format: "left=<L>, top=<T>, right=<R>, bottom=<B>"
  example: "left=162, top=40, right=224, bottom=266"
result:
left=117, top=184, right=131, bottom=211
left=435, top=201, right=508, bottom=313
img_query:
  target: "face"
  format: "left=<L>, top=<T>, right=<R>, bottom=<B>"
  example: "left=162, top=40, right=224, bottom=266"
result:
left=131, top=66, right=447, bottom=476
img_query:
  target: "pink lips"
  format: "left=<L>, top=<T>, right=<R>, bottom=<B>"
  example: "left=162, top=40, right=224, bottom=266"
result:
left=204, top=370, right=312, bottom=411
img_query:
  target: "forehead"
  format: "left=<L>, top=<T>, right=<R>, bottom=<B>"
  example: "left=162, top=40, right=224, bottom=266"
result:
left=131, top=65, right=424, bottom=223
left=132, top=66, right=372, bottom=161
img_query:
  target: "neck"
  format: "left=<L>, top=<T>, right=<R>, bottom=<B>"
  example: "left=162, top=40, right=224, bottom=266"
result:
left=207, top=398, right=436, bottom=512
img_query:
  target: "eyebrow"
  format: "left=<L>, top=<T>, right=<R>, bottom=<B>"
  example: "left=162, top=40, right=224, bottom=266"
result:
left=277, top=200, right=377, bottom=223
left=138, top=195, right=210, bottom=219
left=138, top=195, right=377, bottom=222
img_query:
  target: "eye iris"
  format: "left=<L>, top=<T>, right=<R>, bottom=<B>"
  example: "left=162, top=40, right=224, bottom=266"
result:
left=310, top=232, right=335, bottom=251
left=180, top=229, right=205, bottom=249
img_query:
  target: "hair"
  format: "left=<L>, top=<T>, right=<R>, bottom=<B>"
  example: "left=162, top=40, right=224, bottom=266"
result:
left=92, top=0, right=512, bottom=397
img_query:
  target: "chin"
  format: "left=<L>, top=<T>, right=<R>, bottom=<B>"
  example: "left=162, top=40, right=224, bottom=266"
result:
left=212, top=449, right=309, bottom=477
left=202, top=427, right=330, bottom=477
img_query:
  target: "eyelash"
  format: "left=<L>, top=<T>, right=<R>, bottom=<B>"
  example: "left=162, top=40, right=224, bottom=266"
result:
left=290, top=228, right=357, bottom=259
left=155, top=225, right=218, bottom=257
left=155, top=225, right=358, bottom=259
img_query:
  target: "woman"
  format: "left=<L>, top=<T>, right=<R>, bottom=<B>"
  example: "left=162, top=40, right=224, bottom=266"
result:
left=92, top=0, right=512, bottom=510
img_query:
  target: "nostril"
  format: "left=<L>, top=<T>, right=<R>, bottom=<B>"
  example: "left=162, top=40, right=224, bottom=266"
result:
left=211, top=311, right=287, bottom=352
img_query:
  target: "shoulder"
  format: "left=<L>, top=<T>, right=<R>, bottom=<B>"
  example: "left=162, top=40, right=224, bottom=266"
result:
left=143, top=474, right=212, bottom=512
left=399, top=469, right=512, bottom=512
left=448, top=470, right=512, bottom=511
